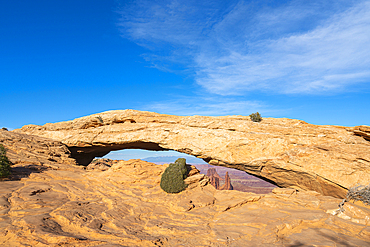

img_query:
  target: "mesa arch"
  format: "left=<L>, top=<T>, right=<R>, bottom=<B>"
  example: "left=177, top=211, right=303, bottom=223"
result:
left=15, top=110, right=370, bottom=198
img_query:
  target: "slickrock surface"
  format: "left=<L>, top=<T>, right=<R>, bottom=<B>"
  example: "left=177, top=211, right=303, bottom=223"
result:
left=15, top=110, right=370, bottom=198
left=87, top=158, right=115, bottom=171
left=1, top=159, right=370, bottom=246
left=0, top=129, right=77, bottom=172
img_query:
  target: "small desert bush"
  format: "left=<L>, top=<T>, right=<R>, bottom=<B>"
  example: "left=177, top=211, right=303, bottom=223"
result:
left=249, top=112, right=262, bottom=122
left=339, top=183, right=370, bottom=211
left=0, top=144, right=11, bottom=178
left=160, top=158, right=188, bottom=193
left=96, top=116, right=103, bottom=124
left=346, top=184, right=370, bottom=205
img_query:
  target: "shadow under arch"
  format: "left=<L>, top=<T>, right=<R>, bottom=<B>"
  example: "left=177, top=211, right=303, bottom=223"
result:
left=68, top=141, right=280, bottom=190
left=68, top=139, right=348, bottom=198
left=68, top=141, right=171, bottom=167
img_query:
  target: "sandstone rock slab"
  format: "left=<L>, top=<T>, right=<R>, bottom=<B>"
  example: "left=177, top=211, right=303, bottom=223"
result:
left=14, top=110, right=370, bottom=198
left=0, top=129, right=77, bottom=174
left=1, top=159, right=369, bottom=246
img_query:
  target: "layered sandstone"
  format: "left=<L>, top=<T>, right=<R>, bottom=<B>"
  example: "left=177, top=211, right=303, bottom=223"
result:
left=1, top=158, right=370, bottom=246
left=0, top=129, right=77, bottom=172
left=14, top=110, right=370, bottom=198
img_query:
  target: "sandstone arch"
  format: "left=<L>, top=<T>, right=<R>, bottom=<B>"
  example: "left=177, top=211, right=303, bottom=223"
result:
left=15, top=110, right=370, bottom=198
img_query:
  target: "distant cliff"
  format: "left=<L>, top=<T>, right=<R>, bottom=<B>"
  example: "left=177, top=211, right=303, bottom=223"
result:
left=207, top=168, right=233, bottom=190
left=219, top=172, right=233, bottom=190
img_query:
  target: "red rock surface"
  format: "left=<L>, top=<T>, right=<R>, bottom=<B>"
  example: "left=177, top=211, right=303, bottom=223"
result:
left=210, top=174, right=220, bottom=189
left=0, top=129, right=77, bottom=171
left=207, top=167, right=222, bottom=189
left=201, top=164, right=276, bottom=193
left=1, top=158, right=370, bottom=246
left=14, top=110, right=370, bottom=198
left=206, top=167, right=222, bottom=179
left=1, top=131, right=370, bottom=246
left=3, top=119, right=370, bottom=246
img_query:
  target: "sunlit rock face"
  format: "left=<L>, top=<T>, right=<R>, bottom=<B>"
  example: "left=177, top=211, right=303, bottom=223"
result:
left=210, top=175, right=220, bottom=189
left=0, top=129, right=77, bottom=170
left=14, top=109, right=370, bottom=198
left=1, top=131, right=370, bottom=246
left=220, top=171, right=233, bottom=190
left=207, top=168, right=221, bottom=189
left=206, top=168, right=221, bottom=179
left=1, top=158, right=370, bottom=246
left=207, top=168, right=233, bottom=190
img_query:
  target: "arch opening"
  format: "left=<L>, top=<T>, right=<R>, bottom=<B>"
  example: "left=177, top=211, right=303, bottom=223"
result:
left=88, top=148, right=277, bottom=194
left=68, top=141, right=170, bottom=166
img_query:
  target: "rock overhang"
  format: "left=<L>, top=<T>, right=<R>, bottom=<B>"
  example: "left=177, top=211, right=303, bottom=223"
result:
left=13, top=109, right=370, bottom=198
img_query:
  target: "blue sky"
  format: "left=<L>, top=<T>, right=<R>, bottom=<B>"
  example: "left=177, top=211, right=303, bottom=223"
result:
left=1, top=0, right=370, bottom=134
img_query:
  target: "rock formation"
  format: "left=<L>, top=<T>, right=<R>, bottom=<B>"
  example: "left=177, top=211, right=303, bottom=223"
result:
left=220, top=171, right=233, bottom=190
left=1, top=156, right=370, bottom=246
left=353, top=125, right=370, bottom=141
left=206, top=167, right=222, bottom=179
left=87, top=158, right=114, bottom=171
left=207, top=168, right=233, bottom=190
left=0, top=131, right=370, bottom=246
left=14, top=110, right=370, bottom=198
left=206, top=167, right=221, bottom=189
left=0, top=129, right=77, bottom=172
left=210, top=175, right=220, bottom=189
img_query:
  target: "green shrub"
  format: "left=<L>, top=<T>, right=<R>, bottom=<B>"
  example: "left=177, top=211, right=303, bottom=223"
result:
left=249, top=112, right=262, bottom=122
left=96, top=116, right=103, bottom=124
left=160, top=158, right=188, bottom=193
left=0, top=144, right=11, bottom=178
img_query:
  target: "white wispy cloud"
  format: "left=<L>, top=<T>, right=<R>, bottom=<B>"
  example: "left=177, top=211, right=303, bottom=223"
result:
left=118, top=0, right=370, bottom=95
left=139, top=96, right=277, bottom=116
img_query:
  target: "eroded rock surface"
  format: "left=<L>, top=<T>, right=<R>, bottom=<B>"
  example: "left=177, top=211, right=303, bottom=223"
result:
left=0, top=129, right=77, bottom=174
left=1, top=159, right=370, bottom=246
left=87, top=158, right=115, bottom=171
left=14, top=110, right=370, bottom=198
